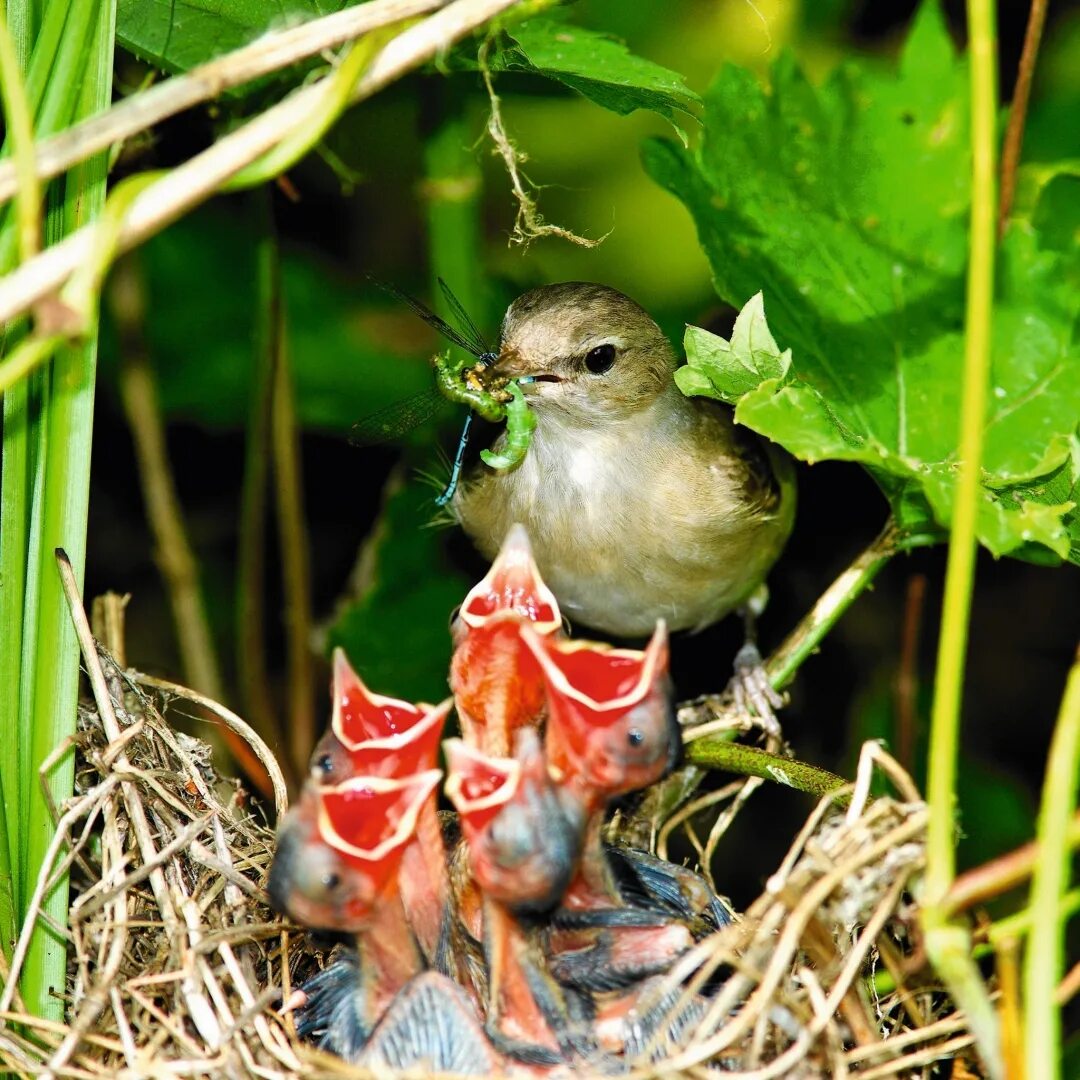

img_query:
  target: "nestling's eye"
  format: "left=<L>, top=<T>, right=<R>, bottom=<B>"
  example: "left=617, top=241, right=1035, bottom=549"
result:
left=585, top=343, right=616, bottom=374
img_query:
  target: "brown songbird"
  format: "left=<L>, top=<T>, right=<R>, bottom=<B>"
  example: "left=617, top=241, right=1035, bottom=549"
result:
left=452, top=283, right=796, bottom=723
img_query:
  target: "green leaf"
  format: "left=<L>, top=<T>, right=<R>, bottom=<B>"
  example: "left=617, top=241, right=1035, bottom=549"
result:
left=496, top=17, right=699, bottom=142
left=326, top=477, right=470, bottom=705
left=649, top=2, right=1080, bottom=564
left=116, top=0, right=340, bottom=73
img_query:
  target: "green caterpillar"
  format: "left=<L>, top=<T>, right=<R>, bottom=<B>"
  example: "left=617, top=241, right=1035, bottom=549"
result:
left=480, top=381, right=536, bottom=470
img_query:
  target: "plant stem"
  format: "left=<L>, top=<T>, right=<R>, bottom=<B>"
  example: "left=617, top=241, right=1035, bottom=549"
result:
left=112, top=259, right=225, bottom=703
left=0, top=9, right=41, bottom=263
left=237, top=195, right=287, bottom=774
left=997, top=0, right=1048, bottom=236
left=766, top=520, right=902, bottom=691
left=0, top=8, right=38, bottom=959
left=1024, top=649, right=1080, bottom=1080
left=263, top=222, right=316, bottom=782
left=944, top=810, right=1080, bottom=916
left=107, top=255, right=280, bottom=798
left=19, top=0, right=116, bottom=1025
left=921, top=0, right=1001, bottom=1074
left=684, top=740, right=848, bottom=800
left=0, top=0, right=448, bottom=207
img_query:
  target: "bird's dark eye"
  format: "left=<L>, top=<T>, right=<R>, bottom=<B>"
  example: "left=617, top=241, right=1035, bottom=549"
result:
left=627, top=728, right=645, bottom=747
left=314, top=754, right=334, bottom=777
left=585, top=343, right=616, bottom=374
left=321, top=871, right=341, bottom=890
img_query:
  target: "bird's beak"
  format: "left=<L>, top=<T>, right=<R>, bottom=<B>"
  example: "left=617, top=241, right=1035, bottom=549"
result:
left=317, top=770, right=444, bottom=886
left=329, top=647, right=426, bottom=748
left=457, top=524, right=561, bottom=634
left=443, top=738, right=522, bottom=836
left=490, top=346, right=560, bottom=386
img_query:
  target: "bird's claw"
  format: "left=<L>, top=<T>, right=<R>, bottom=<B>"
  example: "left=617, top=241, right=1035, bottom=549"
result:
left=729, top=643, right=783, bottom=739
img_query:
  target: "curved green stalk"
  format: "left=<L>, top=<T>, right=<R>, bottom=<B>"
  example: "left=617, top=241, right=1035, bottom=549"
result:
left=1024, top=654, right=1080, bottom=1080
left=920, top=0, right=1001, bottom=1074
left=227, top=30, right=388, bottom=190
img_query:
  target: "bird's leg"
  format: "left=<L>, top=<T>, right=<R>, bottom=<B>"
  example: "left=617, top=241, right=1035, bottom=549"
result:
left=728, top=587, right=784, bottom=738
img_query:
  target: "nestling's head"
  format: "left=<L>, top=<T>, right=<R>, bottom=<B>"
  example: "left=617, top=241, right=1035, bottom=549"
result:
left=492, top=283, right=677, bottom=421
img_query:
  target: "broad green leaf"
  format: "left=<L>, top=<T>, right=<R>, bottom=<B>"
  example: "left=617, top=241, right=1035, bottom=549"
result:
left=117, top=0, right=341, bottom=73
left=326, top=477, right=470, bottom=704
left=649, top=2, right=1080, bottom=564
left=495, top=17, right=699, bottom=142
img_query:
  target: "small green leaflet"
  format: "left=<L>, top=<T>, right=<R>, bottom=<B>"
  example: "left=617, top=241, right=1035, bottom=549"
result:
left=651, top=1, right=1080, bottom=564
left=493, top=18, right=699, bottom=143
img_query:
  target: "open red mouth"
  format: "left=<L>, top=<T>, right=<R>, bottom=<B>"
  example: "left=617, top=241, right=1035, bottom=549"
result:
left=458, top=524, right=561, bottom=634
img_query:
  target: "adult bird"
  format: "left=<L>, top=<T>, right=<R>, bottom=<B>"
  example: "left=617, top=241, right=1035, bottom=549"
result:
left=453, top=283, right=795, bottom=725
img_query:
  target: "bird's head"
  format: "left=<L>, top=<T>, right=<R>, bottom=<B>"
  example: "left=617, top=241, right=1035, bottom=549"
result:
left=523, top=621, right=679, bottom=808
left=491, top=283, right=677, bottom=422
left=267, top=771, right=442, bottom=932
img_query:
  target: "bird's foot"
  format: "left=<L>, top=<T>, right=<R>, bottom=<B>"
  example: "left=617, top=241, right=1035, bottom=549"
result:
left=728, top=642, right=783, bottom=740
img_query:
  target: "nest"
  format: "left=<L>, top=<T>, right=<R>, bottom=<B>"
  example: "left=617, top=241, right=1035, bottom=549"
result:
left=0, top=632, right=976, bottom=1078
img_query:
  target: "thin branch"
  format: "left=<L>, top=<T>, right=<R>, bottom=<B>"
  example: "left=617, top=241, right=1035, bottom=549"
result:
left=263, top=225, right=316, bottom=779
left=997, top=0, right=1049, bottom=236
left=0, top=0, right=524, bottom=329
left=767, top=520, right=902, bottom=691
left=236, top=198, right=283, bottom=760
left=0, top=0, right=449, bottom=208
left=895, top=572, right=926, bottom=772
left=109, top=259, right=278, bottom=801
left=110, top=259, right=224, bottom=703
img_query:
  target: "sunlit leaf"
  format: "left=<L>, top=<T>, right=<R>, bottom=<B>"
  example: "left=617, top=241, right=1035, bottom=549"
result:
left=117, top=0, right=343, bottom=73
left=493, top=17, right=699, bottom=142
left=649, top=3, right=1080, bottom=563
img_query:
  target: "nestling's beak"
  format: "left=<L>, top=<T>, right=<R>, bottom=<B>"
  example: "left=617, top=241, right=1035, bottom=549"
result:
left=457, top=524, right=561, bottom=634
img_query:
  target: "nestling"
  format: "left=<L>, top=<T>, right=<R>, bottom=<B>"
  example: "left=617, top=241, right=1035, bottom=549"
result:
left=453, top=283, right=795, bottom=648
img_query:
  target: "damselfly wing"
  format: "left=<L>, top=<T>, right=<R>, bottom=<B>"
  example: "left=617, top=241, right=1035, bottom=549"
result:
left=350, top=278, right=497, bottom=505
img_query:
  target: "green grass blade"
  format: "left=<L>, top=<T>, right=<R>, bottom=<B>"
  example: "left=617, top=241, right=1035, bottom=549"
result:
left=1024, top=654, right=1080, bottom=1080
left=16, top=0, right=117, bottom=1023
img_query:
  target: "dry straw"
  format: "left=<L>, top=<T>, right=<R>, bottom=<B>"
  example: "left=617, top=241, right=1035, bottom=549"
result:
left=0, top=578, right=976, bottom=1077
